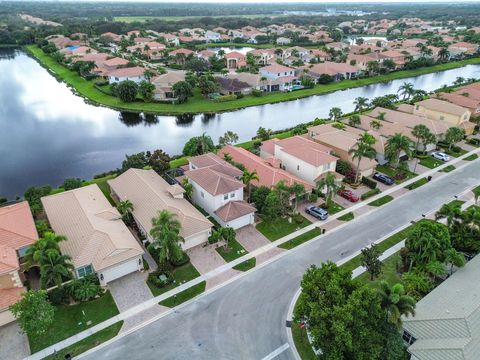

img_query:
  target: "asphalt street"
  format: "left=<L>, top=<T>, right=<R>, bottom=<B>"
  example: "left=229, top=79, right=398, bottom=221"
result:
left=83, top=160, right=480, bottom=360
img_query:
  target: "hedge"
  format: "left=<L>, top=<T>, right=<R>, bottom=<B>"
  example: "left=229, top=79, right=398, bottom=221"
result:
left=361, top=176, right=378, bottom=189
left=361, top=188, right=381, bottom=200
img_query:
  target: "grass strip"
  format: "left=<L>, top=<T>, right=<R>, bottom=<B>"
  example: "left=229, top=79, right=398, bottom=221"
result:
left=368, top=195, right=394, bottom=207
left=232, top=258, right=256, bottom=271
left=278, top=228, right=322, bottom=250
left=338, top=212, right=354, bottom=221
left=159, top=281, right=206, bottom=307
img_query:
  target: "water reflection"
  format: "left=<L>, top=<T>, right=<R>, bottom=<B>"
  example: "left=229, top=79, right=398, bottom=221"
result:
left=1, top=48, right=479, bottom=198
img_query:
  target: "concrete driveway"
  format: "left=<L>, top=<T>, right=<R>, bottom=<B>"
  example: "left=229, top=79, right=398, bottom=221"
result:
left=236, top=225, right=286, bottom=265
left=108, top=272, right=168, bottom=332
left=0, top=321, right=30, bottom=360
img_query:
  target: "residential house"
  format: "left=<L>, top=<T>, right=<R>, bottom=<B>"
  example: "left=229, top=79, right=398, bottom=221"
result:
left=216, top=77, right=252, bottom=96
left=168, top=48, right=194, bottom=64
left=448, top=42, right=479, bottom=58
left=100, top=32, right=121, bottom=43
left=108, top=169, right=212, bottom=250
left=402, top=254, right=480, bottom=360
left=151, top=71, right=186, bottom=101
left=217, top=146, right=313, bottom=191
left=259, top=136, right=339, bottom=185
left=436, top=92, right=480, bottom=118
left=298, top=62, right=358, bottom=81
left=163, top=34, right=180, bottom=46
left=228, top=30, right=244, bottom=40
left=227, top=73, right=266, bottom=91
left=413, top=98, right=475, bottom=134
left=196, top=49, right=216, bottom=60
left=185, top=153, right=256, bottom=229
left=107, top=66, right=146, bottom=84
left=307, top=124, right=378, bottom=177
left=248, top=48, right=277, bottom=66
left=0, top=202, right=38, bottom=326
left=41, top=185, right=144, bottom=286
left=276, top=37, right=291, bottom=45
left=225, top=51, right=246, bottom=69
left=205, top=30, right=221, bottom=43
left=259, top=64, right=296, bottom=92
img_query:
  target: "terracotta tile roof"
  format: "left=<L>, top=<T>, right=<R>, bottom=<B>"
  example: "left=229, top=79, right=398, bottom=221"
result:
left=217, top=146, right=312, bottom=190
left=0, top=287, right=24, bottom=311
left=437, top=92, right=480, bottom=110
left=301, top=62, right=358, bottom=77
left=225, top=51, right=245, bottom=59
left=103, top=57, right=129, bottom=67
left=41, top=185, right=144, bottom=271
left=169, top=48, right=194, bottom=56
left=455, top=88, right=480, bottom=102
left=417, top=98, right=470, bottom=117
left=186, top=168, right=243, bottom=196
left=107, top=66, right=145, bottom=78
left=0, top=244, right=19, bottom=274
left=260, top=63, right=295, bottom=73
left=189, top=153, right=243, bottom=178
left=108, top=169, right=212, bottom=242
left=0, top=201, right=38, bottom=251
left=214, top=201, right=256, bottom=222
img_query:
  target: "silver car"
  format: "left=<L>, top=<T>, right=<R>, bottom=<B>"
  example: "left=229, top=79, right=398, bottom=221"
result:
left=432, top=151, right=450, bottom=162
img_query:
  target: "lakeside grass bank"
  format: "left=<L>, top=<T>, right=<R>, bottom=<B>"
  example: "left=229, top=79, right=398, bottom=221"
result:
left=25, top=45, right=480, bottom=115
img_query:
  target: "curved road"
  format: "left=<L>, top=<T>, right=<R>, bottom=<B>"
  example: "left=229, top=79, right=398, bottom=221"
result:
left=83, top=160, right=480, bottom=360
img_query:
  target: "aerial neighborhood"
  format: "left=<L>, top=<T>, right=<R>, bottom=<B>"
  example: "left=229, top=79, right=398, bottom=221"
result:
left=2, top=3, right=480, bottom=360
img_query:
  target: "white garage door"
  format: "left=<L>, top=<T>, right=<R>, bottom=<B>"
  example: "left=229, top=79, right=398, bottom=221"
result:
left=100, top=258, right=140, bottom=284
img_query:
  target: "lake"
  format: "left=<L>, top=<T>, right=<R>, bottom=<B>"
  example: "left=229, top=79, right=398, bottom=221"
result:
left=1, top=48, right=479, bottom=198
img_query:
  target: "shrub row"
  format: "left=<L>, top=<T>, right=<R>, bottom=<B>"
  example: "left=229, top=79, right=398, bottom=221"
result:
left=361, top=188, right=381, bottom=200
left=361, top=176, right=378, bottom=189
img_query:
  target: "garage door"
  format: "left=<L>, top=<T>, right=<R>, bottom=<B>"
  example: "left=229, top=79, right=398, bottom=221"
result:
left=100, top=258, right=140, bottom=284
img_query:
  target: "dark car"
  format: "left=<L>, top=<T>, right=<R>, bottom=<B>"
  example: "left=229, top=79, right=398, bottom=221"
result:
left=373, top=173, right=394, bottom=185
left=338, top=189, right=359, bottom=202
left=305, top=205, right=329, bottom=220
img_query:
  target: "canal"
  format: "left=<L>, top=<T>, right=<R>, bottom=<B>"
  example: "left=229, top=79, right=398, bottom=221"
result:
left=1, top=48, right=479, bottom=198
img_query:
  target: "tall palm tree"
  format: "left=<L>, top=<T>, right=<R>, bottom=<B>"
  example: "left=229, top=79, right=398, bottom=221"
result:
left=385, top=133, right=414, bottom=168
left=444, top=248, right=465, bottom=275
left=316, top=172, right=340, bottom=209
left=348, top=114, right=361, bottom=127
left=24, top=232, right=67, bottom=269
left=117, top=199, right=134, bottom=222
left=398, top=82, right=415, bottom=100
left=241, top=169, right=259, bottom=202
left=349, top=132, right=377, bottom=184
left=149, top=210, right=184, bottom=265
left=412, top=124, right=436, bottom=155
left=370, top=119, right=382, bottom=130
left=377, top=281, right=416, bottom=328
left=40, top=251, right=74, bottom=289
left=426, top=260, right=446, bottom=281
left=376, top=111, right=386, bottom=121
left=438, top=47, right=450, bottom=62
left=435, top=202, right=462, bottom=228
left=353, top=96, right=369, bottom=112
left=181, top=178, right=193, bottom=200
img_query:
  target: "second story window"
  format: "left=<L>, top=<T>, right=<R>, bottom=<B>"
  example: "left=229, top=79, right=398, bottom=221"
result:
left=224, top=194, right=228, bottom=200
left=230, top=192, right=235, bottom=199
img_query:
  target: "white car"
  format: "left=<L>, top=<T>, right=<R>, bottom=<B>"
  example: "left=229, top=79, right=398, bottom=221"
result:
left=432, top=151, right=450, bottom=162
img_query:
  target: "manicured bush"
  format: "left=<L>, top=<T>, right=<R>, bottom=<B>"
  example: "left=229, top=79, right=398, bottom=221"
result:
left=308, top=192, right=318, bottom=203
left=251, top=89, right=263, bottom=97
left=148, top=270, right=173, bottom=288
left=170, top=251, right=190, bottom=267
left=361, top=188, right=381, bottom=200
left=361, top=176, right=378, bottom=189
left=214, top=94, right=237, bottom=103
left=467, top=138, right=480, bottom=146
left=48, top=287, right=69, bottom=305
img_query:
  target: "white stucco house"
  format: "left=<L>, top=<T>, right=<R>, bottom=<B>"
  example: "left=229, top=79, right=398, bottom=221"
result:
left=107, top=66, right=146, bottom=84
left=185, top=153, right=256, bottom=230
left=205, top=30, right=221, bottom=42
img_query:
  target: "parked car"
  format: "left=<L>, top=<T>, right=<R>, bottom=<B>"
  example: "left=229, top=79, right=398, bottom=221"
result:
left=305, top=205, right=329, bottom=220
left=338, top=189, right=359, bottom=202
left=373, top=173, right=394, bottom=185
left=432, top=151, right=450, bottom=162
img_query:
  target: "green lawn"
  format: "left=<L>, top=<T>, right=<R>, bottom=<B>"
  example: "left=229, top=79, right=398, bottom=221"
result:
left=447, top=199, right=466, bottom=208
left=232, top=258, right=256, bottom=271
left=26, top=45, right=480, bottom=115
left=368, top=195, right=394, bottom=207
left=441, top=165, right=456, bottom=173
left=147, top=262, right=201, bottom=297
left=465, top=153, right=479, bottom=161
left=278, top=228, right=322, bottom=250
left=338, top=212, right=354, bottom=221
left=419, top=156, right=443, bottom=169
left=43, top=322, right=123, bottom=360
left=291, top=322, right=318, bottom=360
left=159, top=281, right=206, bottom=307
left=216, top=238, right=248, bottom=262
left=29, top=291, right=119, bottom=353
left=357, top=253, right=403, bottom=288
left=405, top=177, right=428, bottom=190
left=169, top=157, right=189, bottom=169
left=256, top=215, right=311, bottom=241
left=444, top=148, right=468, bottom=157
left=324, top=200, right=345, bottom=215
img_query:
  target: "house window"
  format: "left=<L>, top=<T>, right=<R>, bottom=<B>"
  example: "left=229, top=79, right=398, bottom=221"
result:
left=201, top=192, right=204, bottom=198
left=230, top=192, right=235, bottom=199
left=224, top=194, right=229, bottom=200
left=77, top=264, right=94, bottom=278
left=297, top=165, right=300, bottom=171
left=402, top=330, right=417, bottom=346
left=278, top=73, right=280, bottom=76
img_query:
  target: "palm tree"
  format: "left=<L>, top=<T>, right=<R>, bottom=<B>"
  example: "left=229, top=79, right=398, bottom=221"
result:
left=328, top=107, right=342, bottom=121
left=316, top=172, right=341, bottom=209
left=412, top=124, right=436, bottom=155
left=24, top=232, right=67, bottom=269
left=376, top=111, right=386, bottom=121
left=349, top=132, right=377, bottom=184
left=241, top=169, right=259, bottom=202
left=398, top=82, right=415, bottom=100
left=377, top=281, right=416, bottom=328
left=438, top=47, right=450, bottom=62
left=289, top=183, right=306, bottom=214
left=444, top=248, right=465, bottom=275
left=454, top=77, right=465, bottom=86
left=181, top=178, right=193, bottom=200
left=353, top=96, right=369, bottom=112
left=40, top=251, right=74, bottom=289
left=348, top=114, right=361, bottom=127
left=117, top=199, right=134, bottom=222
left=426, top=260, right=446, bottom=281
left=143, top=69, right=155, bottom=82
left=435, top=202, right=462, bottom=227
left=385, top=133, right=414, bottom=168
left=149, top=210, right=184, bottom=265
left=370, top=119, right=382, bottom=130
left=219, top=226, right=236, bottom=250
left=444, top=127, right=465, bottom=150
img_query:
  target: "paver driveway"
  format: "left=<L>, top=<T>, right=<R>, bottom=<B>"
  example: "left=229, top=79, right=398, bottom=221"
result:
left=108, top=272, right=168, bottom=332
left=0, top=321, right=30, bottom=360
left=236, top=225, right=286, bottom=265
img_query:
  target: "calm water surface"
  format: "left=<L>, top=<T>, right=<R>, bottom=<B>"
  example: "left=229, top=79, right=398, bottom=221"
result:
left=1, top=48, right=479, bottom=198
